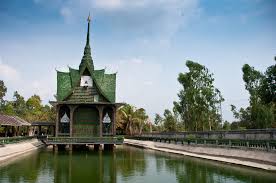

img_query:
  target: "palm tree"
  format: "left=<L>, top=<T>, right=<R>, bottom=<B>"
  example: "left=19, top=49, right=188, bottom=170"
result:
left=117, top=104, right=148, bottom=135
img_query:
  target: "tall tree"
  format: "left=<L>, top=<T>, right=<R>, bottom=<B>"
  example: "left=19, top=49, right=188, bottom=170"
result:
left=13, top=91, right=27, bottom=118
left=231, top=59, right=275, bottom=129
left=163, top=109, right=177, bottom=132
left=174, top=61, right=224, bottom=131
left=153, top=113, right=164, bottom=131
left=0, top=80, right=7, bottom=112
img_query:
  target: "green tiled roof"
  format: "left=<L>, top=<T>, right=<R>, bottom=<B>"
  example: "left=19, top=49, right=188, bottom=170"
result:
left=56, top=19, right=116, bottom=103
left=66, top=87, right=94, bottom=103
left=57, top=69, right=116, bottom=103
left=57, top=71, right=72, bottom=101
left=69, top=67, right=80, bottom=87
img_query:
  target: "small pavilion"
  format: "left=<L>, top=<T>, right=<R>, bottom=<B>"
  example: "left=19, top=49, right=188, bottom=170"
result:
left=50, top=15, right=123, bottom=141
left=0, top=114, right=31, bottom=137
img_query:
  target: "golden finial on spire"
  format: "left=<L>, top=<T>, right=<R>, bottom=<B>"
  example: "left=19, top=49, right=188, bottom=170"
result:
left=87, top=12, right=91, bottom=22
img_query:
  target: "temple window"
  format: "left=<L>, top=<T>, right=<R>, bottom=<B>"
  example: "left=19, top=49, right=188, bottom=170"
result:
left=80, top=76, right=93, bottom=87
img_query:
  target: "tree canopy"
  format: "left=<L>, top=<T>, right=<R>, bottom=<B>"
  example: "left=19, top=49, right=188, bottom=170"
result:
left=116, top=104, right=150, bottom=135
left=231, top=59, right=276, bottom=129
left=0, top=80, right=55, bottom=123
left=173, top=61, right=224, bottom=131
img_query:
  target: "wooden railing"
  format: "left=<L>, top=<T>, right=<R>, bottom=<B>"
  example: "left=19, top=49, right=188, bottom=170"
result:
left=43, top=136, right=124, bottom=145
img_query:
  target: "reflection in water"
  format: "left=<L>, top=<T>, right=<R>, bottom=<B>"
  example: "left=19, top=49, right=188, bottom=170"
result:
left=0, top=145, right=276, bottom=183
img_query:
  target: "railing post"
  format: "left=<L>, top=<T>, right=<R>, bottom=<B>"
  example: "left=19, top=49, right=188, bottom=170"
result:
left=266, top=142, right=270, bottom=151
left=112, top=106, right=116, bottom=136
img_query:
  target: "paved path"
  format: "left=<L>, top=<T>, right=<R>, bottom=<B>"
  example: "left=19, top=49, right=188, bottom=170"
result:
left=0, top=139, right=44, bottom=164
left=124, top=139, right=276, bottom=171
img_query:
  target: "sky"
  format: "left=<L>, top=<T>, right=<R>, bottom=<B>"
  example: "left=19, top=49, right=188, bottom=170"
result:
left=0, top=0, right=275, bottom=122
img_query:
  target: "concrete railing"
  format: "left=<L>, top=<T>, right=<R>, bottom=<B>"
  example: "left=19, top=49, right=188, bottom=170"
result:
left=130, top=129, right=276, bottom=152
left=0, top=136, right=35, bottom=146
left=138, top=128, right=276, bottom=140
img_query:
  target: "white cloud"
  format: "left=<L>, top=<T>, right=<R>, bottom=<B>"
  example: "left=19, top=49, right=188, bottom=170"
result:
left=30, top=78, right=55, bottom=101
left=60, top=7, right=73, bottom=24
left=131, top=58, right=143, bottom=64
left=94, top=0, right=123, bottom=10
left=105, top=57, right=179, bottom=120
left=58, top=0, right=200, bottom=39
left=0, top=58, right=20, bottom=82
left=0, top=56, right=55, bottom=103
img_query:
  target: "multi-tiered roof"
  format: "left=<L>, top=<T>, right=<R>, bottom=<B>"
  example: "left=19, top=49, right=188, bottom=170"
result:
left=56, top=16, right=116, bottom=103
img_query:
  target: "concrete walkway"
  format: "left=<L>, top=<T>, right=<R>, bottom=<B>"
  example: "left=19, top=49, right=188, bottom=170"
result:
left=124, top=139, right=276, bottom=171
left=0, top=139, right=44, bottom=164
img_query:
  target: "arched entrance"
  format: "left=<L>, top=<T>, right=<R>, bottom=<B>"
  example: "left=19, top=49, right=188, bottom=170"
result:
left=102, top=107, right=113, bottom=136
left=59, top=105, right=70, bottom=135
left=73, top=106, right=99, bottom=137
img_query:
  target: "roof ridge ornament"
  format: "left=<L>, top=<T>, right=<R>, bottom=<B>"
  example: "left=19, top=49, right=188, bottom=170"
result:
left=87, top=12, right=91, bottom=23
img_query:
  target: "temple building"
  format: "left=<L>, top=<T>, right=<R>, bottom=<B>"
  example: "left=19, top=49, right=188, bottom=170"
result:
left=50, top=15, right=121, bottom=138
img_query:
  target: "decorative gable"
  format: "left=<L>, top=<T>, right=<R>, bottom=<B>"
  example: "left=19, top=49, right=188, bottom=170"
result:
left=60, top=113, right=70, bottom=123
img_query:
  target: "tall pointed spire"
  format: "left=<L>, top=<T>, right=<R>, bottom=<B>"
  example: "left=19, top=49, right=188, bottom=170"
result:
left=79, top=13, right=94, bottom=74
left=86, top=12, right=91, bottom=45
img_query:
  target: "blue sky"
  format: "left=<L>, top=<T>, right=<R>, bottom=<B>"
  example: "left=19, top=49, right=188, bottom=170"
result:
left=0, top=0, right=275, bottom=122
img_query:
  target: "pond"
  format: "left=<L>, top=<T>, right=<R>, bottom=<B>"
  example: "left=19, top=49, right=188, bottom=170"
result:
left=0, top=145, right=276, bottom=183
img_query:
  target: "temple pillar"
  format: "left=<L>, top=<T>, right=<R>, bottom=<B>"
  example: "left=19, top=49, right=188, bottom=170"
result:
left=38, top=126, right=42, bottom=136
left=69, top=105, right=78, bottom=137
left=55, top=105, right=60, bottom=137
left=112, top=106, right=116, bottom=136
left=70, top=108, right=73, bottom=137
left=97, top=106, right=104, bottom=137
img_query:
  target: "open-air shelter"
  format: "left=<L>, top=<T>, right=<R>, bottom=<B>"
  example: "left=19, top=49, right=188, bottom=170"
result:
left=31, top=122, right=55, bottom=136
left=0, top=114, right=31, bottom=137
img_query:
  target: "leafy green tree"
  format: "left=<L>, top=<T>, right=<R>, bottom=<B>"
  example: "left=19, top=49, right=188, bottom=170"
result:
left=1, top=102, right=15, bottom=115
left=153, top=113, right=164, bottom=131
left=116, top=104, right=149, bottom=135
left=174, top=61, right=224, bottom=131
left=26, top=95, right=42, bottom=111
left=0, top=80, right=7, bottom=112
left=222, top=121, right=231, bottom=130
left=163, top=109, right=177, bottom=132
left=25, top=95, right=43, bottom=122
left=135, top=108, right=149, bottom=134
left=259, top=63, right=276, bottom=104
left=231, top=60, right=275, bottom=129
left=13, top=91, right=27, bottom=118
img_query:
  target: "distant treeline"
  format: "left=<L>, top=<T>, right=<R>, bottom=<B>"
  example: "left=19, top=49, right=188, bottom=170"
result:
left=0, top=82, right=56, bottom=124
left=153, top=58, right=275, bottom=132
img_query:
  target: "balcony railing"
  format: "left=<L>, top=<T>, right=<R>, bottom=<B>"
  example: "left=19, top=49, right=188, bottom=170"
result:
left=43, top=136, right=124, bottom=145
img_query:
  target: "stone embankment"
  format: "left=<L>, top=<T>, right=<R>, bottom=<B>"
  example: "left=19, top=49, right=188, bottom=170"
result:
left=0, top=139, right=44, bottom=164
left=124, top=139, right=276, bottom=171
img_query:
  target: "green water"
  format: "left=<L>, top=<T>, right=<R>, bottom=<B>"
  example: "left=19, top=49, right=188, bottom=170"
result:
left=0, top=145, right=276, bottom=183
